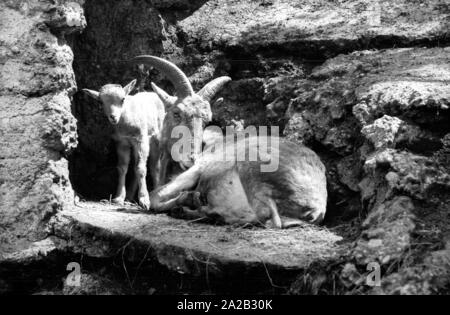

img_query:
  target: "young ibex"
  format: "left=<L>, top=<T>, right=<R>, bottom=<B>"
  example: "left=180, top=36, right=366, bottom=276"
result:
left=82, top=80, right=165, bottom=210
left=149, top=134, right=327, bottom=228
left=130, top=55, right=232, bottom=184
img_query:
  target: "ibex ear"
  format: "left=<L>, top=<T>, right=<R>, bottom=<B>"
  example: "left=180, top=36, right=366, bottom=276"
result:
left=151, top=82, right=176, bottom=108
left=212, top=97, right=224, bottom=106
left=82, top=89, right=100, bottom=101
left=123, top=79, right=137, bottom=95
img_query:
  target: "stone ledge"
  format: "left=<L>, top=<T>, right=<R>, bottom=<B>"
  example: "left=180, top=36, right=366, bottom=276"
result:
left=50, top=202, right=343, bottom=276
left=0, top=238, right=59, bottom=264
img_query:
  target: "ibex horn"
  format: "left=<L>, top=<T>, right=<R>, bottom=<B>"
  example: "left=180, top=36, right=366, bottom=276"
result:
left=198, top=76, right=232, bottom=103
left=131, top=55, right=194, bottom=98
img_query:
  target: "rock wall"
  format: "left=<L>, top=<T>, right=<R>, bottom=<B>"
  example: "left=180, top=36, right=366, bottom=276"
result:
left=165, top=0, right=450, bottom=293
left=0, top=0, right=86, bottom=255
left=1, top=0, right=449, bottom=294
left=286, top=47, right=450, bottom=294
left=64, top=0, right=450, bottom=293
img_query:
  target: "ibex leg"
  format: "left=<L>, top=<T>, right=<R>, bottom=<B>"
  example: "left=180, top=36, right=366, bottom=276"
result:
left=150, top=165, right=201, bottom=212
left=158, top=150, right=171, bottom=185
left=112, top=140, right=130, bottom=205
left=149, top=136, right=161, bottom=189
left=132, top=138, right=150, bottom=210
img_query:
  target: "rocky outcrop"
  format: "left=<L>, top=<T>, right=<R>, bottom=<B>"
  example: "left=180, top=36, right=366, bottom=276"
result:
left=180, top=0, right=449, bottom=55
left=284, top=47, right=449, bottom=203
left=1, top=0, right=449, bottom=294
left=62, top=0, right=450, bottom=294
left=0, top=0, right=85, bottom=255
left=284, top=47, right=450, bottom=293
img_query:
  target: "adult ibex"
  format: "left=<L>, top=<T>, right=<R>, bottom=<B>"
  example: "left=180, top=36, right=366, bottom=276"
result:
left=130, top=55, right=231, bottom=184
left=149, top=134, right=327, bottom=228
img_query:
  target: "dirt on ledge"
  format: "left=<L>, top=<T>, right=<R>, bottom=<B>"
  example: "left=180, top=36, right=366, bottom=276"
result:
left=49, top=201, right=344, bottom=276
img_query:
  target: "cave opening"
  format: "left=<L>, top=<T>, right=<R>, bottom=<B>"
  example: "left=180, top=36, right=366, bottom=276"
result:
left=68, top=0, right=189, bottom=200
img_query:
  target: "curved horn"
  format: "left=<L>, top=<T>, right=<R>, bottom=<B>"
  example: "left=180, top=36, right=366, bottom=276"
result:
left=151, top=82, right=176, bottom=106
left=131, top=55, right=194, bottom=98
left=198, top=76, right=231, bottom=103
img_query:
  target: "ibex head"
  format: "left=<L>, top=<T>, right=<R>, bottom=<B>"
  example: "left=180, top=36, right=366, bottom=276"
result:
left=132, top=55, right=231, bottom=169
left=82, top=80, right=137, bottom=125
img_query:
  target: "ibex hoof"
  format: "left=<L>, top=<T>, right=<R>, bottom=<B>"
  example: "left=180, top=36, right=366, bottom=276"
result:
left=176, top=191, right=203, bottom=208
left=111, top=197, right=125, bottom=205
left=192, top=191, right=203, bottom=208
left=176, top=191, right=190, bottom=205
left=138, top=195, right=151, bottom=211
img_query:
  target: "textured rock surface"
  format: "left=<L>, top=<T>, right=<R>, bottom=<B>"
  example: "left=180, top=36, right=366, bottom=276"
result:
left=0, top=238, right=58, bottom=264
left=353, top=196, right=416, bottom=265
left=0, top=0, right=85, bottom=255
left=284, top=47, right=449, bottom=214
left=285, top=47, right=450, bottom=294
left=180, top=0, right=449, bottom=55
left=1, top=0, right=449, bottom=294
